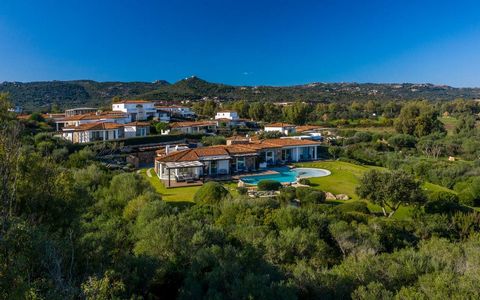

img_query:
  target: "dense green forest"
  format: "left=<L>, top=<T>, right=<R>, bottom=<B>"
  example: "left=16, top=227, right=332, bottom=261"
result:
left=3, top=77, right=480, bottom=111
left=2, top=93, right=480, bottom=299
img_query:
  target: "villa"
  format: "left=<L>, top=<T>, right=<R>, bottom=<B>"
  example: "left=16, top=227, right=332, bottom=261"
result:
left=124, top=121, right=151, bottom=138
left=62, top=122, right=125, bottom=143
left=161, top=121, right=217, bottom=135
left=154, top=138, right=322, bottom=187
left=215, top=110, right=239, bottom=120
left=264, top=123, right=297, bottom=135
left=65, top=107, right=98, bottom=117
left=112, top=100, right=158, bottom=121
left=53, top=111, right=131, bottom=131
left=155, top=105, right=196, bottom=119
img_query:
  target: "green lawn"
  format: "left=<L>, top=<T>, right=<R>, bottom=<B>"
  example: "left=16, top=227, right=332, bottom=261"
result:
left=294, top=161, right=384, bottom=200
left=140, top=169, right=238, bottom=202
left=295, top=160, right=455, bottom=219
left=141, top=161, right=455, bottom=220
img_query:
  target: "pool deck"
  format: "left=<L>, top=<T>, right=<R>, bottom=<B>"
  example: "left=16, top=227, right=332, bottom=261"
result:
left=232, top=169, right=280, bottom=180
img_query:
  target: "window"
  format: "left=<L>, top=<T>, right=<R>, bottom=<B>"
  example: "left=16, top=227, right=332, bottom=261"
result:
left=237, top=157, right=246, bottom=171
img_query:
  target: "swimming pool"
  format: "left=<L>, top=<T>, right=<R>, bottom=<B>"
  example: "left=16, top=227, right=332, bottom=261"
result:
left=240, top=167, right=331, bottom=185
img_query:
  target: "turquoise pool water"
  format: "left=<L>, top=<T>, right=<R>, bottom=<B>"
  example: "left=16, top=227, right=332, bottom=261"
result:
left=240, top=167, right=331, bottom=185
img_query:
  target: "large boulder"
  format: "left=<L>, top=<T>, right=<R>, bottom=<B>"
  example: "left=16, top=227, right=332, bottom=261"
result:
left=335, top=194, right=350, bottom=200
left=325, top=192, right=336, bottom=200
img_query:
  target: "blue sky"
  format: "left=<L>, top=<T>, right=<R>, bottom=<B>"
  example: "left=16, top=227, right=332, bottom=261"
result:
left=1, top=0, right=480, bottom=86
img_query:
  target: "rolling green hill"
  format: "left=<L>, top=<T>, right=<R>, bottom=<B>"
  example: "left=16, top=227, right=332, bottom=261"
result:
left=3, top=76, right=480, bottom=111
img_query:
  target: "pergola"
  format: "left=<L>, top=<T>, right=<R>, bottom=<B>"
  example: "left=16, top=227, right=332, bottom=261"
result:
left=164, top=161, right=205, bottom=187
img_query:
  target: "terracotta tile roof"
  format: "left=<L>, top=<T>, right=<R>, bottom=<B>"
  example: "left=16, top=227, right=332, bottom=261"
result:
left=156, top=138, right=320, bottom=163
left=260, top=138, right=321, bottom=147
left=124, top=121, right=150, bottom=127
left=296, top=125, right=322, bottom=132
left=62, top=112, right=128, bottom=121
left=170, top=121, right=217, bottom=128
left=116, top=100, right=152, bottom=104
left=63, top=122, right=124, bottom=131
left=265, top=122, right=295, bottom=127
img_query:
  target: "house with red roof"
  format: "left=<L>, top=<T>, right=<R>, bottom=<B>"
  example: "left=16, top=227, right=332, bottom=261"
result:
left=154, top=138, right=322, bottom=186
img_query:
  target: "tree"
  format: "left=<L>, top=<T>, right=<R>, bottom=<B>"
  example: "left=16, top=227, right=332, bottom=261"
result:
left=155, top=122, right=169, bottom=133
left=387, top=134, right=417, bottom=150
left=394, top=102, right=445, bottom=137
left=328, top=146, right=342, bottom=159
left=283, top=101, right=311, bottom=125
left=193, top=182, right=229, bottom=204
left=202, top=100, right=217, bottom=117
left=356, top=170, right=426, bottom=217
left=248, top=102, right=265, bottom=121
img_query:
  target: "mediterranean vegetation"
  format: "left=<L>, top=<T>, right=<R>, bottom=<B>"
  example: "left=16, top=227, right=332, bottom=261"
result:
left=2, top=91, right=480, bottom=299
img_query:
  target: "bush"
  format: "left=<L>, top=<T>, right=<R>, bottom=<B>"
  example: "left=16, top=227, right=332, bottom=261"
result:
left=237, top=186, right=248, bottom=195
left=334, top=201, right=370, bottom=214
left=276, top=186, right=296, bottom=205
left=302, top=191, right=326, bottom=205
left=388, top=134, right=417, bottom=150
left=425, top=192, right=464, bottom=214
left=193, top=182, right=229, bottom=204
left=257, top=180, right=282, bottom=191
left=298, top=178, right=311, bottom=185
left=201, top=135, right=226, bottom=146
left=295, top=187, right=314, bottom=200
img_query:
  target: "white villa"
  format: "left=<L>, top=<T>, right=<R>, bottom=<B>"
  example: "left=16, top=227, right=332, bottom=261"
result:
left=62, top=122, right=125, bottom=143
left=215, top=111, right=239, bottom=120
left=161, top=121, right=217, bottom=135
left=112, top=100, right=157, bottom=121
left=155, top=105, right=196, bottom=119
left=264, top=123, right=297, bottom=135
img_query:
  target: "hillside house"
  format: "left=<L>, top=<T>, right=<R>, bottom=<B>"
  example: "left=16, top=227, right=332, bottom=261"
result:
left=62, top=122, right=125, bottom=143
left=264, top=123, right=297, bottom=135
left=112, top=100, right=157, bottom=121
left=154, top=138, right=321, bottom=187
left=162, top=121, right=217, bottom=135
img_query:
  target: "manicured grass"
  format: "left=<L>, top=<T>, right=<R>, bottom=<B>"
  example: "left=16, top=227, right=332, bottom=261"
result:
left=141, top=161, right=455, bottom=219
left=140, top=169, right=238, bottom=202
left=295, top=160, right=384, bottom=200
left=295, top=160, right=455, bottom=219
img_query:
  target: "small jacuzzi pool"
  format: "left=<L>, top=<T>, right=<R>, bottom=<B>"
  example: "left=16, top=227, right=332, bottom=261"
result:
left=240, top=167, right=331, bottom=185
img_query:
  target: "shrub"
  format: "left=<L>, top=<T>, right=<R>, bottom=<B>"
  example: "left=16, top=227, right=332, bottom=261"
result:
left=194, top=182, right=229, bottom=204
left=302, top=191, right=326, bottom=205
left=425, top=192, right=464, bottom=214
left=388, top=134, right=417, bottom=150
left=277, top=186, right=296, bottom=205
left=295, top=187, right=314, bottom=200
left=237, top=186, right=248, bottom=195
left=201, top=135, right=226, bottom=146
left=334, top=201, right=370, bottom=214
left=257, top=180, right=282, bottom=191
left=298, top=178, right=311, bottom=185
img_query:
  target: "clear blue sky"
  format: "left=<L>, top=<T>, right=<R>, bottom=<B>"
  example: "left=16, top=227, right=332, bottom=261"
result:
left=1, top=0, right=480, bottom=87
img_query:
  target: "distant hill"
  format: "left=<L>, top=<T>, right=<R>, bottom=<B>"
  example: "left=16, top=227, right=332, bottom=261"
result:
left=2, top=76, right=480, bottom=111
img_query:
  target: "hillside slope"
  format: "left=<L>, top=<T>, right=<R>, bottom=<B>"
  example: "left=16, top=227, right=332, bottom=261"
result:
left=2, top=77, right=480, bottom=111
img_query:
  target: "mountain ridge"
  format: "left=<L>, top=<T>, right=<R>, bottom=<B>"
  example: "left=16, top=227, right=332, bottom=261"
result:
left=2, top=77, right=480, bottom=111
